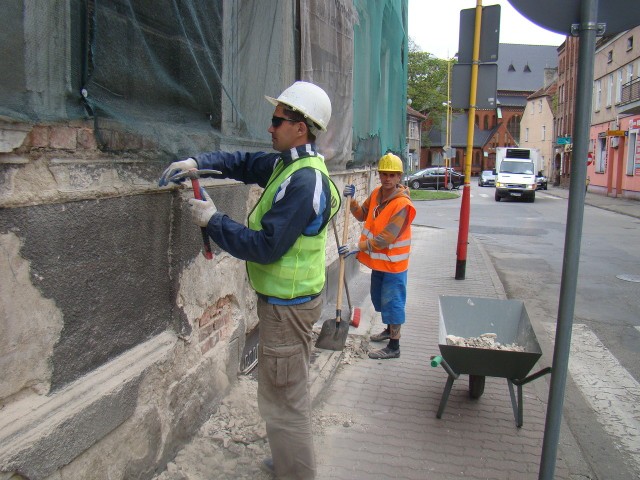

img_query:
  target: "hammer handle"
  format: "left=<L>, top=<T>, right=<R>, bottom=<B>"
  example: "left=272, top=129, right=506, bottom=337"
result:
left=190, top=178, right=214, bottom=260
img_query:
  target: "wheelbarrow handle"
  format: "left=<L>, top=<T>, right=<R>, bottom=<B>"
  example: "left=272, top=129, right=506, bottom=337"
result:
left=511, top=367, right=552, bottom=386
left=430, top=355, right=459, bottom=379
left=190, top=177, right=213, bottom=260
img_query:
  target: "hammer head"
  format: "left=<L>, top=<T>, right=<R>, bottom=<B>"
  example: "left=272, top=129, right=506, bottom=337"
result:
left=169, top=168, right=222, bottom=183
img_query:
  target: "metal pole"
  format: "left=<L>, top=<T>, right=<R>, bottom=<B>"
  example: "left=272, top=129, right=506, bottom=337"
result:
left=455, top=0, right=482, bottom=280
left=445, top=57, right=452, bottom=185
left=538, top=0, right=598, bottom=477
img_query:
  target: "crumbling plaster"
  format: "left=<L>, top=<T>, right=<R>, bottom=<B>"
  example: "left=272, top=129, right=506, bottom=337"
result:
left=0, top=231, right=63, bottom=401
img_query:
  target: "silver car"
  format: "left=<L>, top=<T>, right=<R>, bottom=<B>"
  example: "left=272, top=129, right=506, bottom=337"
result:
left=478, top=170, right=496, bottom=187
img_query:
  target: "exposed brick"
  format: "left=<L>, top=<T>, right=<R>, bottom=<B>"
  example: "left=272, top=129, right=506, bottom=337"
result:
left=198, top=322, right=214, bottom=342
left=49, top=126, right=77, bottom=150
left=200, top=336, right=213, bottom=355
left=198, top=311, right=210, bottom=328
left=123, top=132, right=143, bottom=150
left=26, top=125, right=50, bottom=148
left=77, top=128, right=98, bottom=150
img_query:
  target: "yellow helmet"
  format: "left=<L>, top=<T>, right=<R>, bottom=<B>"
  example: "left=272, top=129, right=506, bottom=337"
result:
left=378, top=153, right=403, bottom=173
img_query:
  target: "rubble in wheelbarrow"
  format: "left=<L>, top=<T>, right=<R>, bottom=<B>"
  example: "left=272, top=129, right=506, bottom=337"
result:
left=446, top=333, right=525, bottom=352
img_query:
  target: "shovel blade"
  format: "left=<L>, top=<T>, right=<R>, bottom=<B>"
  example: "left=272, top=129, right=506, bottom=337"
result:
left=315, top=317, right=349, bottom=351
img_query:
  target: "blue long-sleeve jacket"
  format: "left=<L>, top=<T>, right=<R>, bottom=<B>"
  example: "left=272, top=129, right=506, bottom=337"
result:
left=194, top=144, right=334, bottom=265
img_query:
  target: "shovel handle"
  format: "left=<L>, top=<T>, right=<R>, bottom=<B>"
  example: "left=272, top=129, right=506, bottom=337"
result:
left=190, top=177, right=213, bottom=260
left=335, top=175, right=352, bottom=321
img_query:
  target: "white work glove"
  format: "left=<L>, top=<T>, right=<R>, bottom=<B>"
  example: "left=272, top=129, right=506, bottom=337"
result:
left=188, top=190, right=217, bottom=227
left=338, top=244, right=359, bottom=258
left=158, top=157, right=198, bottom=186
left=343, top=184, right=356, bottom=197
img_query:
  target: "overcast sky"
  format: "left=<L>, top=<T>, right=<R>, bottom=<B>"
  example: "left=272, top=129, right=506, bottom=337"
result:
left=408, top=0, right=567, bottom=59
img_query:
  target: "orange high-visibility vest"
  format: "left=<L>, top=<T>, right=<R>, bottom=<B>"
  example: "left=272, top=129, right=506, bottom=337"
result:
left=356, top=186, right=416, bottom=273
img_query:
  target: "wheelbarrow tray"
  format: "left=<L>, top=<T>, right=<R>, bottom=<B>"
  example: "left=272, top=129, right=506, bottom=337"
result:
left=438, top=296, right=542, bottom=380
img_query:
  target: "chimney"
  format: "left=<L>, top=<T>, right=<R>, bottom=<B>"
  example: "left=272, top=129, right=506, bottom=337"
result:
left=543, top=67, right=558, bottom=89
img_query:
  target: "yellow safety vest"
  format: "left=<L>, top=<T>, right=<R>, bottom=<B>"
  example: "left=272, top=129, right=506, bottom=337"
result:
left=247, top=155, right=340, bottom=299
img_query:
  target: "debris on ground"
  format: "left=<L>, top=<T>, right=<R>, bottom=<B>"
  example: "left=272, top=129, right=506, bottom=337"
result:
left=446, top=333, right=525, bottom=351
left=153, top=376, right=271, bottom=480
left=340, top=336, right=369, bottom=365
left=153, top=345, right=360, bottom=480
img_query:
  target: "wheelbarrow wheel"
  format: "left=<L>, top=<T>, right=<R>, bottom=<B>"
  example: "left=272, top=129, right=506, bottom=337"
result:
left=469, top=375, right=485, bottom=399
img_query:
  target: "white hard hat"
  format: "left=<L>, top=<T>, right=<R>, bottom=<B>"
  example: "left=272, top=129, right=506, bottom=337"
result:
left=265, top=81, right=332, bottom=134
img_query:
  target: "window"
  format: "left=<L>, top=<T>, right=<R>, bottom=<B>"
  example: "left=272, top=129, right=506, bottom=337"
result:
left=538, top=99, right=543, bottom=112
left=507, top=115, right=521, bottom=143
left=628, top=63, right=634, bottom=83
left=541, top=125, right=546, bottom=141
left=525, top=128, right=529, bottom=142
left=616, top=70, right=623, bottom=103
left=409, top=120, right=418, bottom=140
left=607, top=50, right=613, bottom=63
left=595, top=79, right=601, bottom=111
left=626, top=131, right=637, bottom=175
left=606, top=74, right=613, bottom=107
left=596, top=137, right=607, bottom=173
left=483, top=116, right=488, bottom=130
left=627, top=36, right=634, bottom=51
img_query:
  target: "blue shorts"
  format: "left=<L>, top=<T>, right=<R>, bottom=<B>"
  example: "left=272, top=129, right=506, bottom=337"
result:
left=370, top=270, right=407, bottom=325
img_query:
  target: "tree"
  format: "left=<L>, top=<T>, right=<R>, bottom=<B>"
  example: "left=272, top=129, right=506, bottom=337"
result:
left=407, top=38, right=453, bottom=131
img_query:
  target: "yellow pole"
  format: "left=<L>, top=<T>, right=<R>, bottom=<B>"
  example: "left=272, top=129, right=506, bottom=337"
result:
left=455, top=0, right=482, bottom=280
left=447, top=57, right=452, bottom=171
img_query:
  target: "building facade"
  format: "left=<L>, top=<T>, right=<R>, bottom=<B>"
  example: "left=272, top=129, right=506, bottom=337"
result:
left=521, top=77, right=558, bottom=177
left=406, top=104, right=427, bottom=171
left=554, top=36, right=580, bottom=187
left=589, top=26, right=640, bottom=199
left=0, top=1, right=408, bottom=478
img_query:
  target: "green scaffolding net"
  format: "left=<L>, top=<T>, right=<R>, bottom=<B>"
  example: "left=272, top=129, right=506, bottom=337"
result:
left=0, top=0, right=408, bottom=169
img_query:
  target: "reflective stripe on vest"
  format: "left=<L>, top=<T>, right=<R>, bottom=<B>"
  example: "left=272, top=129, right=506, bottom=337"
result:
left=246, top=155, right=341, bottom=299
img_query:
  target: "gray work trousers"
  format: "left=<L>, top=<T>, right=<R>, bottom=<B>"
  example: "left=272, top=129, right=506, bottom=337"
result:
left=257, top=295, right=322, bottom=480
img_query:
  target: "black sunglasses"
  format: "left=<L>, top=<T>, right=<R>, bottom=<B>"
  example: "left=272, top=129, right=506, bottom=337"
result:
left=271, top=116, right=299, bottom=128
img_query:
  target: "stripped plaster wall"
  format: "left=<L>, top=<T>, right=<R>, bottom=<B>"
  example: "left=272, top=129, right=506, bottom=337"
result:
left=0, top=0, right=370, bottom=478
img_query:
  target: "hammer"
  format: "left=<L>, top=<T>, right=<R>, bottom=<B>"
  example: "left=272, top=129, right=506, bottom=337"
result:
left=169, top=168, right=222, bottom=260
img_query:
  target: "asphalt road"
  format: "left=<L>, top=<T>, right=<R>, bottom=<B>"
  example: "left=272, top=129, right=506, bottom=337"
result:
left=413, top=183, right=640, bottom=479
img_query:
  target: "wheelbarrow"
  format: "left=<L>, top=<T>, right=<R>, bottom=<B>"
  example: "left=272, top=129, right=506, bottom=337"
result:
left=430, top=295, right=551, bottom=427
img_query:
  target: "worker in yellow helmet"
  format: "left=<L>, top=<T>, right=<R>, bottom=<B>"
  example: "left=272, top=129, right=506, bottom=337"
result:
left=339, top=153, right=416, bottom=359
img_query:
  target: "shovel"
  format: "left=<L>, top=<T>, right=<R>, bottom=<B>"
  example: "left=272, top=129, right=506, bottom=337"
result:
left=315, top=181, right=352, bottom=351
left=330, top=217, right=361, bottom=328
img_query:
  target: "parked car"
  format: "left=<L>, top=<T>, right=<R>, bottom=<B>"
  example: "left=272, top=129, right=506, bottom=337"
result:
left=405, top=167, right=464, bottom=190
left=478, top=170, right=496, bottom=187
left=536, top=174, right=548, bottom=190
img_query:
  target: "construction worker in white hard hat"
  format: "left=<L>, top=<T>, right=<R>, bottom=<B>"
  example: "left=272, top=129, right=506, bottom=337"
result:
left=339, top=153, right=416, bottom=359
left=159, top=81, right=340, bottom=479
